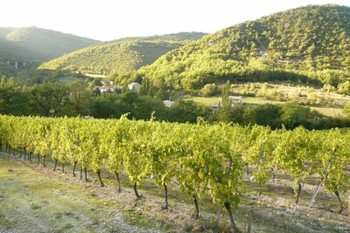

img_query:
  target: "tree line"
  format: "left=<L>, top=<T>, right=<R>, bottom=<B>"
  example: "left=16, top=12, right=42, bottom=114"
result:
left=1, top=77, right=350, bottom=130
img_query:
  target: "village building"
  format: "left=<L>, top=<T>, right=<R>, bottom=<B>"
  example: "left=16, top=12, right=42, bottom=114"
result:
left=127, top=82, right=141, bottom=92
left=163, top=100, right=175, bottom=107
left=94, top=85, right=122, bottom=93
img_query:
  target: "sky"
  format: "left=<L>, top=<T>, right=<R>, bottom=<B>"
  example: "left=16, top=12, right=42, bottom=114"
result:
left=0, top=0, right=350, bottom=41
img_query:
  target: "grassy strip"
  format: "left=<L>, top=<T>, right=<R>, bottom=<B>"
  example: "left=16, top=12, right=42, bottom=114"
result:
left=0, top=154, right=166, bottom=233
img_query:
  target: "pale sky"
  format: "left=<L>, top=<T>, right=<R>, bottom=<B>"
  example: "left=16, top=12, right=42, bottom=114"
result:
left=0, top=0, right=349, bottom=41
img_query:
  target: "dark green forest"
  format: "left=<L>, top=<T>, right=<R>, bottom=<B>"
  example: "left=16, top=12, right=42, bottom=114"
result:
left=137, top=5, right=350, bottom=92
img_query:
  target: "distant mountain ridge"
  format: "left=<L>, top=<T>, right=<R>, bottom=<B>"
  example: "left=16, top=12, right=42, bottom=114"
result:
left=0, top=27, right=99, bottom=75
left=138, top=4, right=350, bottom=90
left=114, top=32, right=207, bottom=42
left=38, top=32, right=207, bottom=76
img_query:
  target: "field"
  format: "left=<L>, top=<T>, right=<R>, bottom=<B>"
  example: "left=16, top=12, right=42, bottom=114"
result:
left=185, top=96, right=344, bottom=117
left=0, top=153, right=349, bottom=233
left=56, top=76, right=80, bottom=84
left=84, top=73, right=106, bottom=79
left=184, top=83, right=350, bottom=117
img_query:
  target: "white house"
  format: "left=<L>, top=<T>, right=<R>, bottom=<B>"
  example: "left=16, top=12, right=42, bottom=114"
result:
left=211, top=103, right=221, bottom=112
left=229, top=96, right=243, bottom=104
left=128, top=82, right=141, bottom=92
left=211, top=96, right=243, bottom=111
left=94, top=85, right=122, bottom=93
left=163, top=100, right=175, bottom=107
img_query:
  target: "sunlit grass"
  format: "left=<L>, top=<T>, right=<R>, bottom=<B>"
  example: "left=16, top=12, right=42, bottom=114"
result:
left=185, top=96, right=345, bottom=117
left=183, top=96, right=221, bottom=105
left=56, top=76, right=80, bottom=84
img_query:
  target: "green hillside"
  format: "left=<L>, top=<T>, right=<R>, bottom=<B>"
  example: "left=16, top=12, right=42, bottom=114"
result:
left=0, top=27, right=99, bottom=75
left=38, top=32, right=207, bottom=76
left=139, top=4, right=350, bottom=91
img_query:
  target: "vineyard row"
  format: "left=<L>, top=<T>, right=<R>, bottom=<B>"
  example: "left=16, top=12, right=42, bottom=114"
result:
left=0, top=115, right=349, bottom=231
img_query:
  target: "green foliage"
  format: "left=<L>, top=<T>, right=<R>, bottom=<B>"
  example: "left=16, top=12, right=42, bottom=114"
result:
left=274, top=127, right=318, bottom=202
left=253, top=104, right=282, bottom=127
left=39, top=33, right=207, bottom=77
left=314, top=129, right=350, bottom=197
left=280, top=102, right=314, bottom=129
left=1, top=114, right=350, bottom=229
left=199, top=83, right=218, bottom=97
left=91, top=93, right=130, bottom=118
left=343, top=101, right=350, bottom=116
left=244, top=126, right=275, bottom=195
left=221, top=81, right=231, bottom=108
left=140, top=5, right=350, bottom=90
left=0, top=27, right=99, bottom=76
left=210, top=102, right=350, bottom=130
left=67, top=80, right=93, bottom=116
left=123, top=121, right=153, bottom=186
left=0, top=77, right=30, bottom=115
left=166, top=100, right=211, bottom=123
left=338, top=81, right=350, bottom=95
left=1, top=78, right=349, bottom=129
left=28, top=82, right=70, bottom=116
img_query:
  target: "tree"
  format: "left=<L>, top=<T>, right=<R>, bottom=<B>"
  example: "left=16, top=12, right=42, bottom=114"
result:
left=200, top=83, right=218, bottom=97
left=254, top=104, right=282, bottom=128
left=221, top=81, right=231, bottom=108
left=91, top=93, right=130, bottom=119
left=0, top=78, right=30, bottom=116
left=68, top=80, right=92, bottom=116
left=28, top=82, right=69, bottom=116
left=338, top=81, right=350, bottom=95
left=343, top=101, right=350, bottom=117
left=130, top=96, right=167, bottom=120
left=280, top=102, right=312, bottom=129
left=167, top=100, right=211, bottom=123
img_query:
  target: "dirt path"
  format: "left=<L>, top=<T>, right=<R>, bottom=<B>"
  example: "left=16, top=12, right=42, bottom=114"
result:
left=0, top=154, right=163, bottom=233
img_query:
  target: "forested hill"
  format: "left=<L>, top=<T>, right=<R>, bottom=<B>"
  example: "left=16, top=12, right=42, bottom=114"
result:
left=0, top=27, right=99, bottom=75
left=139, top=4, right=350, bottom=91
left=0, top=27, right=99, bottom=62
left=38, top=32, right=207, bottom=76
